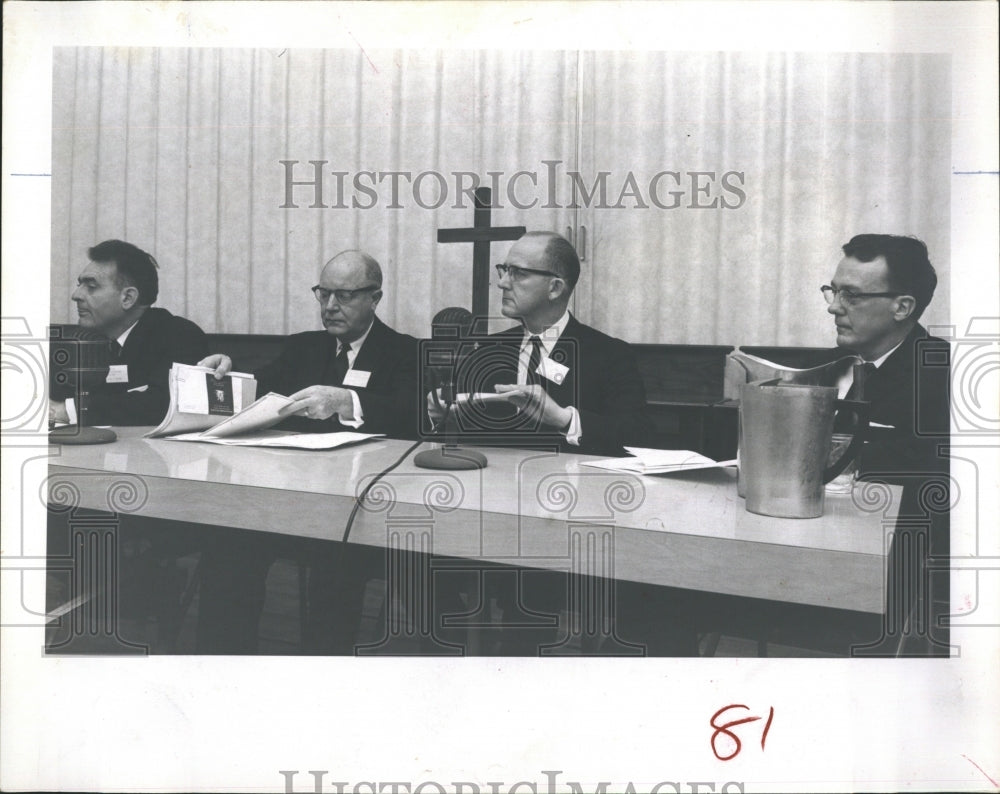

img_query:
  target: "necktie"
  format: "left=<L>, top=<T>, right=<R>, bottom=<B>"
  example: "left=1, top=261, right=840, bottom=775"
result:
left=846, top=362, right=877, bottom=401
left=836, top=362, right=876, bottom=433
left=109, top=340, right=122, bottom=360
left=526, top=336, right=543, bottom=386
left=332, top=342, right=351, bottom=385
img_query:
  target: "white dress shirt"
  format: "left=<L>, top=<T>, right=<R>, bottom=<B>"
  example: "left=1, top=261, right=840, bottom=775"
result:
left=518, top=310, right=582, bottom=446
left=333, top=319, right=375, bottom=428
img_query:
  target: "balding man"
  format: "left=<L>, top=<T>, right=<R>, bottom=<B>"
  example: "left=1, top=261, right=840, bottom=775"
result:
left=196, top=250, right=418, bottom=653
left=430, top=231, right=652, bottom=456
left=201, top=249, right=418, bottom=438
left=429, top=233, right=696, bottom=656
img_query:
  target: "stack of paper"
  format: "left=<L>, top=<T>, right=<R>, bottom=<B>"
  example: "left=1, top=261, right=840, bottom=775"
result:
left=165, top=430, right=384, bottom=450
left=146, top=363, right=385, bottom=451
left=146, top=363, right=259, bottom=438
left=582, top=447, right=737, bottom=475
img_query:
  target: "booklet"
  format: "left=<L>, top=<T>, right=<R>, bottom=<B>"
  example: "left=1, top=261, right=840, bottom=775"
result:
left=146, top=363, right=384, bottom=450
left=145, top=363, right=264, bottom=438
left=582, top=447, right=737, bottom=475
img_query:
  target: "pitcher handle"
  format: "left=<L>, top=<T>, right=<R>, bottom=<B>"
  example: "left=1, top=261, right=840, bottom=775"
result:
left=823, top=398, right=869, bottom=483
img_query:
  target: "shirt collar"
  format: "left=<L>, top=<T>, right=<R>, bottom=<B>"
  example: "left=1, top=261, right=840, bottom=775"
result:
left=869, top=337, right=905, bottom=369
left=337, top=318, right=375, bottom=354
left=521, top=310, right=571, bottom=355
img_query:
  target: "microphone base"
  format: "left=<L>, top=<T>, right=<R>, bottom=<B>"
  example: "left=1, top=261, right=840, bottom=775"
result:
left=414, top=446, right=487, bottom=470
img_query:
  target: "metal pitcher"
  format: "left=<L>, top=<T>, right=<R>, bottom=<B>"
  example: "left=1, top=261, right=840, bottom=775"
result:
left=724, top=350, right=863, bottom=401
left=728, top=350, right=866, bottom=497
left=739, top=379, right=867, bottom=518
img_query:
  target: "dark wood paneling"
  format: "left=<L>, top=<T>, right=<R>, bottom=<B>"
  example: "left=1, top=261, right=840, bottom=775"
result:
left=205, top=333, right=285, bottom=374
left=633, top=344, right=733, bottom=405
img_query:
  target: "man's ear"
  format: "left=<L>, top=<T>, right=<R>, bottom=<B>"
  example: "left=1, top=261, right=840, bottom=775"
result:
left=370, top=289, right=383, bottom=309
left=120, top=285, right=139, bottom=311
left=893, top=294, right=917, bottom=322
left=548, top=278, right=568, bottom=302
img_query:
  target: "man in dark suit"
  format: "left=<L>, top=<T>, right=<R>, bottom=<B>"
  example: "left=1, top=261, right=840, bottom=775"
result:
left=824, top=233, right=950, bottom=655
left=196, top=250, right=418, bottom=653
left=49, top=239, right=207, bottom=426
left=827, top=234, right=950, bottom=477
left=430, top=231, right=652, bottom=456
left=430, top=232, right=692, bottom=656
left=200, top=249, right=418, bottom=438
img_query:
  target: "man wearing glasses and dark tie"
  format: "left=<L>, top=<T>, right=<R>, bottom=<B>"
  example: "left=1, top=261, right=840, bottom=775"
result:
left=823, top=233, right=951, bottom=655
left=428, top=232, right=694, bottom=655
left=429, top=230, right=652, bottom=456
left=49, top=239, right=208, bottom=426
left=196, top=249, right=418, bottom=654
left=822, top=233, right=949, bottom=477
left=200, top=249, right=418, bottom=439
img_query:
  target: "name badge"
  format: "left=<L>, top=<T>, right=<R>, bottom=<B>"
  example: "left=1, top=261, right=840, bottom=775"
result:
left=536, top=357, right=569, bottom=385
left=106, top=364, right=129, bottom=383
left=342, top=369, right=371, bottom=388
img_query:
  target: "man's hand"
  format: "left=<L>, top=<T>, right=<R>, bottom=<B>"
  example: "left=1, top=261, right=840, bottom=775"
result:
left=427, top=388, right=448, bottom=425
left=493, top=384, right=572, bottom=430
left=280, top=385, right=355, bottom=421
left=48, top=398, right=70, bottom=425
left=198, top=354, right=232, bottom=379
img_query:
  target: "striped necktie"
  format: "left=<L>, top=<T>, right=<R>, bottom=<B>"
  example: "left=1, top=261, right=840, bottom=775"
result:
left=526, top=336, right=543, bottom=386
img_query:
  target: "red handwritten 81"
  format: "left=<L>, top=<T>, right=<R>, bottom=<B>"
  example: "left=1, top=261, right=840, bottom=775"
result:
left=710, top=704, right=775, bottom=761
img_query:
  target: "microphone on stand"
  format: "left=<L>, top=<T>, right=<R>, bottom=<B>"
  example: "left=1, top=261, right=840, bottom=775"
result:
left=414, top=307, right=487, bottom=470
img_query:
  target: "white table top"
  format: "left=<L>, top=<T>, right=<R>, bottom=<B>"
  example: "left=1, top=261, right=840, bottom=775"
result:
left=48, top=429, right=901, bottom=612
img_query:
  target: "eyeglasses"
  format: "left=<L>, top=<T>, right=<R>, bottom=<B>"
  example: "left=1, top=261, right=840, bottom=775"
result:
left=311, top=285, right=380, bottom=304
left=821, top=285, right=900, bottom=307
left=495, top=263, right=562, bottom=281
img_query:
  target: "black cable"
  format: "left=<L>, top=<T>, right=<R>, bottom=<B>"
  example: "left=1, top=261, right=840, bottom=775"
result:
left=341, top=401, right=453, bottom=544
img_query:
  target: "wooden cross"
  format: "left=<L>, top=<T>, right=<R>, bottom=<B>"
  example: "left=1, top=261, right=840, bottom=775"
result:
left=437, top=187, right=526, bottom=322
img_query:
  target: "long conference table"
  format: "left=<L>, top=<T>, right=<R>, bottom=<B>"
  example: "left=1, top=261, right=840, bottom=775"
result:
left=46, top=428, right=901, bottom=636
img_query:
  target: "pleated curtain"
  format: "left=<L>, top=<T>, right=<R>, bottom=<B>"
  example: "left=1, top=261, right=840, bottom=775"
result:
left=51, top=48, right=949, bottom=345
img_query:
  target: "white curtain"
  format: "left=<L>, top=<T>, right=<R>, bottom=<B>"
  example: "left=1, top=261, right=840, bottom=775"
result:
left=51, top=48, right=949, bottom=345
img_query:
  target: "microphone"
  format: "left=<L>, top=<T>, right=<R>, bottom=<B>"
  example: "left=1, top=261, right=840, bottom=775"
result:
left=414, top=306, right=487, bottom=470
left=428, top=306, right=473, bottom=405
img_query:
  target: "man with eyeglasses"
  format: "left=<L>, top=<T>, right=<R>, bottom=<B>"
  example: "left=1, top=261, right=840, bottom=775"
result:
left=200, top=249, right=417, bottom=438
left=430, top=230, right=652, bottom=457
left=824, top=233, right=950, bottom=655
left=823, top=233, right=949, bottom=476
left=196, top=249, right=418, bottom=653
left=430, top=232, right=696, bottom=656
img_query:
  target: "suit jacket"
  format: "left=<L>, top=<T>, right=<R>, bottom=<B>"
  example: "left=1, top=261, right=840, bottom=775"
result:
left=839, top=323, right=950, bottom=480
left=447, top=314, right=652, bottom=456
left=255, top=316, right=419, bottom=439
left=70, top=307, right=208, bottom=426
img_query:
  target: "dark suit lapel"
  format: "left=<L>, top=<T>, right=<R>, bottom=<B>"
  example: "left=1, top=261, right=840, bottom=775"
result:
left=349, top=317, right=388, bottom=385
left=118, top=310, right=154, bottom=366
left=867, top=326, right=918, bottom=401
left=486, top=326, right=522, bottom=385
left=540, top=316, right=582, bottom=405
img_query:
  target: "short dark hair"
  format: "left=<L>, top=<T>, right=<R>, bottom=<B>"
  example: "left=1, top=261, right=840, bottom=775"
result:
left=87, top=239, right=159, bottom=305
left=528, top=231, right=580, bottom=292
left=841, top=234, right=937, bottom=320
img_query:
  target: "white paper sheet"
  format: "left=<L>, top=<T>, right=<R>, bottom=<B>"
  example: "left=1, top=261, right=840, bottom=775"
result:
left=582, top=447, right=738, bottom=475
left=164, top=429, right=384, bottom=449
